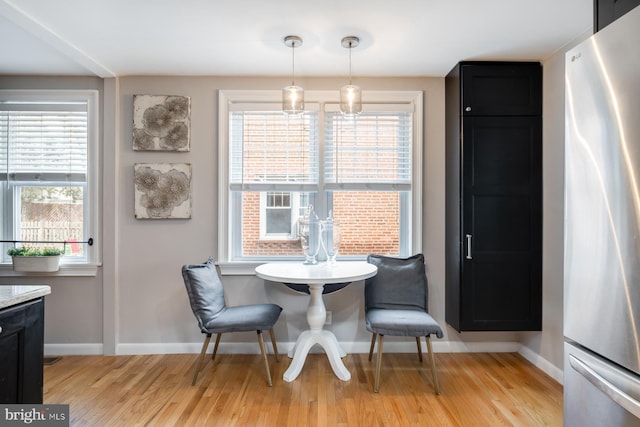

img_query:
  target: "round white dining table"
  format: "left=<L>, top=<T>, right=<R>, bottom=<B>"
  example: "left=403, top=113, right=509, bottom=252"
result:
left=255, top=261, right=378, bottom=382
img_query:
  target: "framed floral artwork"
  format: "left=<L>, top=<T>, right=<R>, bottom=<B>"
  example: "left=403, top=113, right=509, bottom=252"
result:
left=134, top=163, right=192, bottom=219
left=132, top=95, right=190, bottom=151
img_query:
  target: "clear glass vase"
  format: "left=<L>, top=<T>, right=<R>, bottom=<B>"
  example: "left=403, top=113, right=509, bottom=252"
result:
left=321, top=221, right=341, bottom=264
left=299, top=205, right=321, bottom=264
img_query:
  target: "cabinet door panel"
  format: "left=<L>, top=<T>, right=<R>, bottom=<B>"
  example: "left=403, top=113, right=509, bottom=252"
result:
left=471, top=123, right=533, bottom=187
left=461, top=116, right=542, bottom=331
left=0, top=298, right=44, bottom=404
left=464, top=259, right=537, bottom=328
left=0, top=331, right=20, bottom=403
left=461, top=63, right=542, bottom=116
left=474, top=196, right=531, bottom=252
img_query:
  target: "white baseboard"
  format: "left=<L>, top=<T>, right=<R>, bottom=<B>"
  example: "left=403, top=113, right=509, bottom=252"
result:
left=518, top=344, right=564, bottom=385
left=45, top=343, right=103, bottom=356
left=96, top=340, right=523, bottom=356
left=44, top=340, right=563, bottom=385
left=116, top=342, right=265, bottom=355
left=437, top=341, right=521, bottom=353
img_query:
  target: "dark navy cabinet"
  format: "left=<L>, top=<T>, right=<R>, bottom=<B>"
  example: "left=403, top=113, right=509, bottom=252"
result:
left=594, top=0, right=640, bottom=31
left=445, top=62, right=542, bottom=332
left=0, top=297, right=45, bottom=403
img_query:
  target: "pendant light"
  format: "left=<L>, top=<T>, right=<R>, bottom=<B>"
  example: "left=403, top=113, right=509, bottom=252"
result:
left=282, top=35, right=304, bottom=114
left=340, top=36, right=362, bottom=117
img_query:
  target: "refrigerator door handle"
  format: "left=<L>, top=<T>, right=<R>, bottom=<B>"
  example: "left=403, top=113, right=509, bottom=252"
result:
left=569, top=354, right=640, bottom=418
left=465, top=234, right=472, bottom=259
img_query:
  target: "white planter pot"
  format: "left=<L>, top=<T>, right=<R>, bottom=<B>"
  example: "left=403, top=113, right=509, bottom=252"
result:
left=12, top=255, right=61, bottom=272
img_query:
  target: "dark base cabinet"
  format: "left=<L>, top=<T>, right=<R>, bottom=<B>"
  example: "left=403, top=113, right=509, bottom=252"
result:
left=0, top=298, right=45, bottom=404
left=445, top=62, right=542, bottom=332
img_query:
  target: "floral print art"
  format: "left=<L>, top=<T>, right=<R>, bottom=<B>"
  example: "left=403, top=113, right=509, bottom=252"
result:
left=134, top=163, right=191, bottom=219
left=133, top=95, right=190, bottom=151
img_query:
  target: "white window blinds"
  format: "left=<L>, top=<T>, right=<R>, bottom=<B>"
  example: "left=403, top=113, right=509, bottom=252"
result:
left=324, top=109, right=412, bottom=190
left=0, top=102, right=88, bottom=182
left=229, top=110, right=319, bottom=191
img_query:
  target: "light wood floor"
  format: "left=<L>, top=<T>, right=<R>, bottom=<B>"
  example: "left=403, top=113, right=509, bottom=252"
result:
left=43, top=352, right=563, bottom=426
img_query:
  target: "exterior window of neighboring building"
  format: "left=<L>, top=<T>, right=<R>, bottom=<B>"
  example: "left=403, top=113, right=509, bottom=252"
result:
left=218, top=90, right=422, bottom=274
left=261, top=191, right=301, bottom=238
left=265, top=191, right=292, bottom=234
left=0, top=90, right=99, bottom=269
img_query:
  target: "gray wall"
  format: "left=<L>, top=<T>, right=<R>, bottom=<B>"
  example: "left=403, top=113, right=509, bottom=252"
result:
left=113, top=75, right=519, bottom=353
left=519, top=30, right=592, bottom=380
left=1, top=61, right=584, bottom=379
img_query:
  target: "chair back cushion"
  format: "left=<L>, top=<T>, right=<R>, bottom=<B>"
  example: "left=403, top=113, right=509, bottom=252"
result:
left=365, top=254, right=428, bottom=312
left=182, top=257, right=226, bottom=332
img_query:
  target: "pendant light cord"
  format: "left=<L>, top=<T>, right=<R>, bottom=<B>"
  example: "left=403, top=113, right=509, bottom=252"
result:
left=348, top=41, right=353, bottom=85
left=291, top=40, right=296, bottom=86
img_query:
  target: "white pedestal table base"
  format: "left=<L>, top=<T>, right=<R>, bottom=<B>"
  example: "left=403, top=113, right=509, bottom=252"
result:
left=254, top=262, right=378, bottom=383
left=283, top=283, right=350, bottom=382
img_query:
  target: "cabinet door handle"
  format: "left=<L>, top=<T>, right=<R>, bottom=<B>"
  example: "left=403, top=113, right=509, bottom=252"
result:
left=466, top=234, right=472, bottom=259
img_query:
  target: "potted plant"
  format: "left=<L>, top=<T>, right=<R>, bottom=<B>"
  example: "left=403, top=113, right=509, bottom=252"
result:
left=7, top=246, right=64, bottom=272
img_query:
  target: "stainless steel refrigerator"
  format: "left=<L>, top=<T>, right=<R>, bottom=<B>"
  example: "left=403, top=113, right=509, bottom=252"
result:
left=564, top=5, right=640, bottom=426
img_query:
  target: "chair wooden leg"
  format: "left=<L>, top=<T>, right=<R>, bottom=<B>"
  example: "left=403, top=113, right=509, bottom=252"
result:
left=257, top=330, right=273, bottom=387
left=211, top=333, right=222, bottom=360
left=416, top=336, right=423, bottom=362
left=192, top=334, right=212, bottom=386
left=368, top=333, right=377, bottom=361
left=269, top=328, right=280, bottom=362
left=374, top=334, right=384, bottom=393
left=425, top=335, right=440, bottom=395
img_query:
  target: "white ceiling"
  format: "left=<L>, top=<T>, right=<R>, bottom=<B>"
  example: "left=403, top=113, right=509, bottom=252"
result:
left=0, top=0, right=592, bottom=78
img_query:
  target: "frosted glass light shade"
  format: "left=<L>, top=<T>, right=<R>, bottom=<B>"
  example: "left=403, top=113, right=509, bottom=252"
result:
left=340, top=84, right=362, bottom=117
left=283, top=85, right=304, bottom=115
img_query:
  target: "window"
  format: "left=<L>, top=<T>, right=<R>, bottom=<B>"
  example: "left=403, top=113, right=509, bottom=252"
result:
left=0, top=90, right=99, bottom=272
left=218, top=90, right=422, bottom=274
left=265, top=192, right=292, bottom=235
left=261, top=191, right=304, bottom=239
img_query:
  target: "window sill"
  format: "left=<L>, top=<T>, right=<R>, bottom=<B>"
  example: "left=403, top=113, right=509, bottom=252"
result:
left=0, top=263, right=100, bottom=277
left=217, top=261, right=264, bottom=276
left=258, top=238, right=299, bottom=242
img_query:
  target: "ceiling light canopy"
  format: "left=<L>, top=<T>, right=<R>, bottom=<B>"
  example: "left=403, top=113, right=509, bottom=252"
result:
left=282, top=35, right=304, bottom=115
left=340, top=36, right=362, bottom=118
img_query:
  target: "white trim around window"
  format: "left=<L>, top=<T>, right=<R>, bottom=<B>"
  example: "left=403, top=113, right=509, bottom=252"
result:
left=217, top=90, right=423, bottom=275
left=0, top=89, right=101, bottom=276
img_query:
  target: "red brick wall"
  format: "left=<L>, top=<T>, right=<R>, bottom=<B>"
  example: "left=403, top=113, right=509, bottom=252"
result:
left=333, top=192, right=399, bottom=255
left=237, top=113, right=402, bottom=257
left=241, top=191, right=400, bottom=257
left=240, top=114, right=310, bottom=183
left=241, top=192, right=302, bottom=256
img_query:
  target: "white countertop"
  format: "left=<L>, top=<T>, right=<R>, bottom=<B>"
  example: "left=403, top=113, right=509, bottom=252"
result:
left=0, top=285, right=51, bottom=310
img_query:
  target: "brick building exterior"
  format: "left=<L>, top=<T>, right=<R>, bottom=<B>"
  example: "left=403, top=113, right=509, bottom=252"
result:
left=235, top=111, right=404, bottom=258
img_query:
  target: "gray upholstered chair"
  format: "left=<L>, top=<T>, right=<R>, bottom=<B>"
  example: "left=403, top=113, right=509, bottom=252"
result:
left=365, top=253, right=443, bottom=394
left=182, top=257, right=282, bottom=386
